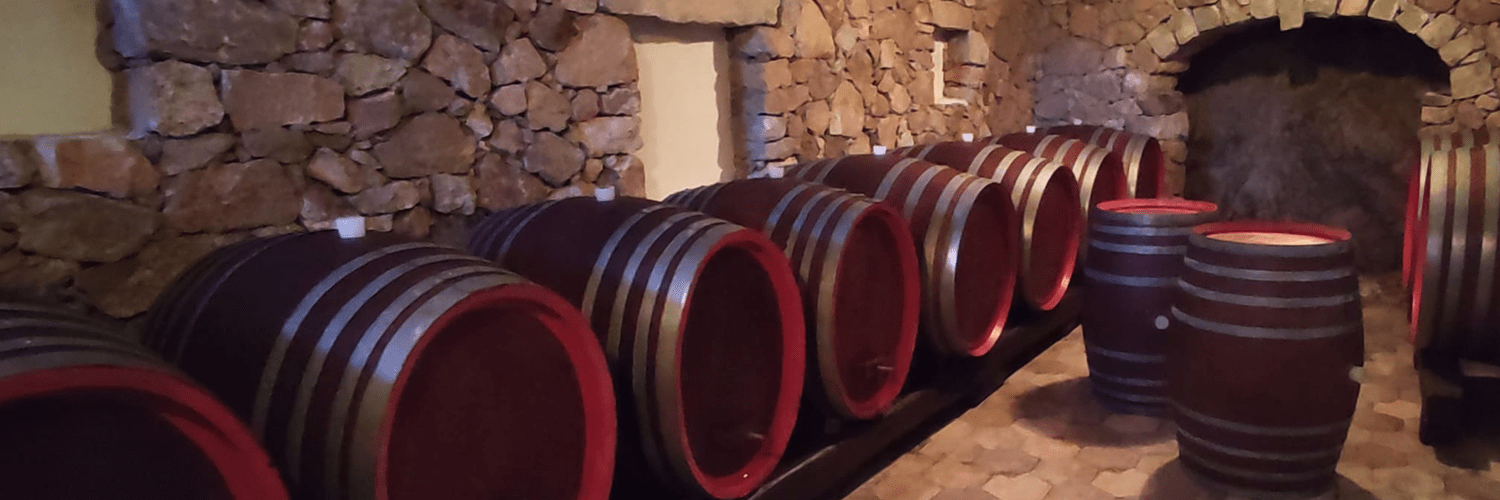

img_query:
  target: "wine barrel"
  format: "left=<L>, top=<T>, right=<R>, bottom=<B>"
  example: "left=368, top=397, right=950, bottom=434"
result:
left=1411, top=145, right=1500, bottom=358
left=788, top=154, right=1019, bottom=356
left=1170, top=221, right=1363, bottom=498
left=893, top=142, right=1081, bottom=311
left=144, top=232, right=616, bottom=500
left=468, top=197, right=805, bottom=499
left=665, top=179, right=920, bottom=420
left=1404, top=128, right=1500, bottom=289
left=1081, top=199, right=1218, bottom=415
left=0, top=303, right=288, bottom=500
left=992, top=133, right=1130, bottom=215
left=1046, top=125, right=1167, bottom=198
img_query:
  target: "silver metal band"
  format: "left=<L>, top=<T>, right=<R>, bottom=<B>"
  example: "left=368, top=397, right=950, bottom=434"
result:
left=1170, top=307, right=1359, bottom=340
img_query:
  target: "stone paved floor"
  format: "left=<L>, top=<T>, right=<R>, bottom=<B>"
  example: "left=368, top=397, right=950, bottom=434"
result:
left=843, top=274, right=1500, bottom=500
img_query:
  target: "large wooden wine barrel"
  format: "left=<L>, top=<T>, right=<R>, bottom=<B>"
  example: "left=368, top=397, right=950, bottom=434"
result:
left=1411, top=145, right=1500, bottom=358
left=144, top=232, right=616, bottom=500
left=788, top=155, right=1019, bottom=357
left=1045, top=125, right=1166, bottom=198
left=468, top=197, right=805, bottom=499
left=1082, top=199, right=1218, bottom=416
left=665, top=179, right=920, bottom=420
left=1170, top=221, right=1363, bottom=498
left=1404, top=128, right=1500, bottom=289
left=0, top=303, right=288, bottom=500
left=992, top=133, right=1130, bottom=215
left=893, top=142, right=1081, bottom=311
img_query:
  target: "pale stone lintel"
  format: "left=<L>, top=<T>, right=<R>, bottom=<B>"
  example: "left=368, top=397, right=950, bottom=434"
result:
left=598, top=0, right=779, bottom=26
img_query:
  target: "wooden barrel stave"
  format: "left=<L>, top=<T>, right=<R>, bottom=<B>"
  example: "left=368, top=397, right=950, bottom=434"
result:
left=1082, top=199, right=1217, bottom=415
left=1047, top=125, right=1167, bottom=198
left=469, top=197, right=805, bottom=499
left=0, top=304, right=290, bottom=500
left=1413, top=145, right=1500, bottom=360
left=894, top=142, right=1082, bottom=311
left=993, top=133, right=1130, bottom=215
left=665, top=179, right=921, bottom=420
left=1171, top=221, right=1363, bottom=498
left=789, top=155, right=1019, bottom=357
left=146, top=232, right=616, bottom=500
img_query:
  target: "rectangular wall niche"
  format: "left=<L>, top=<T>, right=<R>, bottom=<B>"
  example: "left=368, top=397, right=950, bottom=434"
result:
left=629, top=19, right=735, bottom=200
left=0, top=0, right=114, bottom=136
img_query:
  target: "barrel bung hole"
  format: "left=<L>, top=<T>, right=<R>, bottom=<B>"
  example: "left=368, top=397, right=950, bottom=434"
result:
left=389, top=291, right=598, bottom=500
left=0, top=391, right=233, bottom=500
left=681, top=245, right=787, bottom=481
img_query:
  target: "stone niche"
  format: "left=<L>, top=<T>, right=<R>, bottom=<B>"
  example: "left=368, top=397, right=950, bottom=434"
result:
left=1176, top=17, right=1448, bottom=272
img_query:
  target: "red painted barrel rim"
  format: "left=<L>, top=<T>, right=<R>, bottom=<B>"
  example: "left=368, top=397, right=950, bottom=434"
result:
left=1098, top=198, right=1218, bottom=214
left=675, top=230, right=805, bottom=499
left=1192, top=221, right=1353, bottom=245
left=831, top=205, right=920, bottom=419
left=954, top=183, right=1020, bottom=355
left=1027, top=175, right=1080, bottom=311
left=378, top=284, right=617, bottom=500
left=0, top=366, right=289, bottom=499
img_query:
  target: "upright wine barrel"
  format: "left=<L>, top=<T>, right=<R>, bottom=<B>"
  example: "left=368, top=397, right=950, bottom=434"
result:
left=468, top=197, right=805, bottom=499
left=144, top=232, right=616, bottom=500
left=1046, top=125, right=1166, bottom=198
left=0, top=303, right=288, bottom=500
left=1411, top=145, right=1500, bottom=358
left=1081, top=199, right=1218, bottom=415
left=893, top=142, right=1081, bottom=311
left=665, top=179, right=920, bottom=420
left=1170, top=221, right=1363, bottom=498
left=788, top=155, right=1019, bottom=356
left=992, top=133, right=1130, bottom=215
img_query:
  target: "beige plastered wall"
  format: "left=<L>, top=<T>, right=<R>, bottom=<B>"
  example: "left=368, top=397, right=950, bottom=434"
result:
left=0, top=0, right=115, bottom=137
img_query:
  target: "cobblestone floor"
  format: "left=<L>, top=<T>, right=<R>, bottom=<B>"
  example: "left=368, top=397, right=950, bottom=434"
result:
left=843, top=274, right=1500, bottom=500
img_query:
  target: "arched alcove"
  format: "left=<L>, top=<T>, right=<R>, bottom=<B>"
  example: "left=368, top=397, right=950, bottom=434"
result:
left=1175, top=16, right=1448, bottom=271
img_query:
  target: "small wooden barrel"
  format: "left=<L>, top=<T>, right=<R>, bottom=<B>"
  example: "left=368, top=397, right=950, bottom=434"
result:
left=893, top=142, right=1081, bottom=311
left=1411, top=145, right=1500, bottom=358
left=1170, top=221, right=1363, bottom=498
left=992, top=133, right=1130, bottom=216
left=0, top=303, right=288, bottom=500
left=1082, top=199, right=1218, bottom=415
left=665, top=179, right=920, bottom=420
left=1404, top=128, right=1499, bottom=289
left=789, top=155, right=1020, bottom=357
left=1046, top=125, right=1167, bottom=198
left=469, top=197, right=805, bottom=500
left=145, top=232, right=617, bottom=500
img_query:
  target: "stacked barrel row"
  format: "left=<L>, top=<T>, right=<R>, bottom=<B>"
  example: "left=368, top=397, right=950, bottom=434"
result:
left=0, top=124, right=1157, bottom=500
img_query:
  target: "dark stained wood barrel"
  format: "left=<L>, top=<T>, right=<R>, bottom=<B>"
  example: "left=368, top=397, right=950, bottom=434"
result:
left=1082, top=199, right=1218, bottom=416
left=144, top=232, right=616, bottom=500
left=1411, top=145, right=1500, bottom=358
left=788, top=154, right=1020, bottom=357
left=1169, top=221, right=1363, bottom=498
left=468, top=197, right=805, bottom=499
left=0, top=303, right=288, bottom=500
left=992, top=133, right=1130, bottom=216
left=1405, top=129, right=1500, bottom=289
left=893, top=142, right=1081, bottom=311
left=665, top=179, right=920, bottom=420
left=1046, top=125, right=1167, bottom=198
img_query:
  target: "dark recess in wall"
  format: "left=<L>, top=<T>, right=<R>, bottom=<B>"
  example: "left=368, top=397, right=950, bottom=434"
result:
left=1176, top=16, right=1447, bottom=272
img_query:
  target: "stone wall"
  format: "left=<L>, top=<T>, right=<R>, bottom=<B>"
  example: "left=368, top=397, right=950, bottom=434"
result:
left=730, top=0, right=1047, bottom=174
left=1029, top=0, right=1500, bottom=196
left=0, top=0, right=656, bottom=318
left=0, top=0, right=1048, bottom=320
